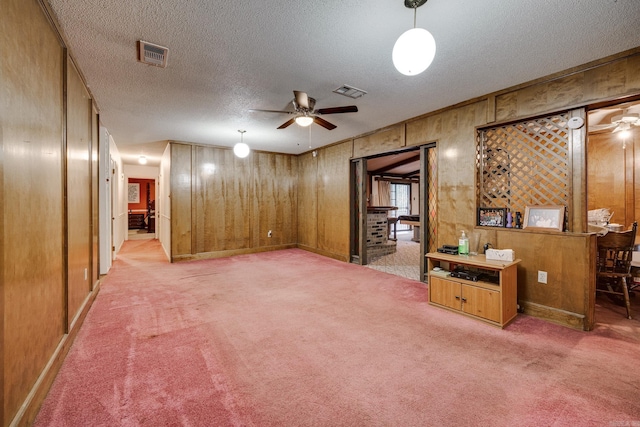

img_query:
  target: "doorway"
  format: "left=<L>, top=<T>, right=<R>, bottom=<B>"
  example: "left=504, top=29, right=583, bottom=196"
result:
left=350, top=144, right=437, bottom=282
left=127, top=178, right=156, bottom=241
left=587, top=97, right=640, bottom=324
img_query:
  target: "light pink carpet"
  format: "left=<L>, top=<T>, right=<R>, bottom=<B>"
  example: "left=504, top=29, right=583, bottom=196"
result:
left=34, top=239, right=640, bottom=426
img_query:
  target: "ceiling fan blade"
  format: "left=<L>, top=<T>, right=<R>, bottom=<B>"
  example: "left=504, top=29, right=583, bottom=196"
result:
left=589, top=123, right=616, bottom=131
left=316, top=105, right=358, bottom=115
left=277, top=118, right=296, bottom=129
left=293, top=91, right=310, bottom=109
left=313, top=116, right=337, bottom=130
left=249, top=108, right=294, bottom=114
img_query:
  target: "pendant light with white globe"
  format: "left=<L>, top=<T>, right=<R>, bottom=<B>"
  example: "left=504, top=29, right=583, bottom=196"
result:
left=393, top=0, right=436, bottom=76
left=233, top=130, right=250, bottom=158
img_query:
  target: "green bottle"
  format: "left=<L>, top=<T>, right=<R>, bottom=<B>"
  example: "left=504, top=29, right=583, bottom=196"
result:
left=458, top=230, right=469, bottom=255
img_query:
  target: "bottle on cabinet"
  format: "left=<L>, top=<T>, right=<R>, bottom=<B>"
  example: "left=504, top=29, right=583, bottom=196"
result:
left=458, top=230, right=469, bottom=255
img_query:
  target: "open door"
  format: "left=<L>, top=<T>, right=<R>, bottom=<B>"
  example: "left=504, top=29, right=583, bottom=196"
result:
left=350, top=158, right=367, bottom=265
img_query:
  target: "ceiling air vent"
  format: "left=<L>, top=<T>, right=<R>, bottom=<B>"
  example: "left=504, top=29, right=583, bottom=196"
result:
left=333, top=85, right=367, bottom=99
left=137, top=40, right=168, bottom=68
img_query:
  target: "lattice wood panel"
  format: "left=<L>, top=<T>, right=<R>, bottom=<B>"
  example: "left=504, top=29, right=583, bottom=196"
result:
left=477, top=113, right=571, bottom=226
left=427, top=147, right=438, bottom=252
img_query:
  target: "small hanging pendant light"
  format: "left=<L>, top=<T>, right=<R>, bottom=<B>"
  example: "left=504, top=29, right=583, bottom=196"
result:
left=393, top=0, right=436, bottom=76
left=233, top=130, right=250, bottom=158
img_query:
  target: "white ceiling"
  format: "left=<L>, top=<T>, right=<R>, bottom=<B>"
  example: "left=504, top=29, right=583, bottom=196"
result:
left=45, top=0, right=640, bottom=166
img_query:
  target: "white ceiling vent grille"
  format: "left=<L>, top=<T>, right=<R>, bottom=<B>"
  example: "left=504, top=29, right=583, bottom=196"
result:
left=137, top=41, right=168, bottom=68
left=333, top=85, right=367, bottom=99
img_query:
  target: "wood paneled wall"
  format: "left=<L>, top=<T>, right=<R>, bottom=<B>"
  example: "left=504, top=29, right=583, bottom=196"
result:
left=159, top=143, right=172, bottom=259
left=588, top=128, right=639, bottom=232
left=494, top=54, right=640, bottom=122
left=66, top=58, right=93, bottom=327
left=297, top=152, right=318, bottom=250
left=1, top=0, right=99, bottom=425
left=302, top=49, right=640, bottom=329
left=316, top=142, right=352, bottom=260
left=170, top=143, right=193, bottom=256
left=252, top=152, right=298, bottom=248
left=170, top=143, right=298, bottom=261
left=1, top=0, right=66, bottom=423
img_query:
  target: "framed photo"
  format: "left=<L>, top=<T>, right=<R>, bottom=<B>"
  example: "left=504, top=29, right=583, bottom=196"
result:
left=477, top=207, right=506, bottom=227
left=128, top=183, right=140, bottom=203
left=523, top=205, right=565, bottom=231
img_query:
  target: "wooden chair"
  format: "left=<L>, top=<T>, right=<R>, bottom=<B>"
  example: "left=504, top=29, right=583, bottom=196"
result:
left=596, top=222, right=637, bottom=319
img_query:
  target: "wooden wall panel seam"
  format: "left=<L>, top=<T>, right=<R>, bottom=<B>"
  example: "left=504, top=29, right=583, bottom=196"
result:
left=62, top=48, right=70, bottom=333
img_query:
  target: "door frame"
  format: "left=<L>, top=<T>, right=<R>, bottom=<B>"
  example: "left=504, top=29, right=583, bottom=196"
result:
left=350, top=143, right=436, bottom=282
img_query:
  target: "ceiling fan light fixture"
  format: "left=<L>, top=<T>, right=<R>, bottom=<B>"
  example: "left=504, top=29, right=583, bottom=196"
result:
left=393, top=0, right=436, bottom=76
left=295, top=116, right=314, bottom=127
left=613, top=122, right=631, bottom=133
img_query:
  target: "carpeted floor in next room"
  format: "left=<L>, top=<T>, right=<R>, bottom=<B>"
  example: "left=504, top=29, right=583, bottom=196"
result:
left=34, top=239, right=640, bottom=426
left=366, top=231, right=421, bottom=281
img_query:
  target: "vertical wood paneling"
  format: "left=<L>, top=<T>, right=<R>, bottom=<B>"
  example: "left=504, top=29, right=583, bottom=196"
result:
left=91, top=107, right=99, bottom=285
left=170, top=143, right=193, bottom=256
left=587, top=132, right=627, bottom=223
left=297, top=152, right=318, bottom=249
left=433, top=103, right=486, bottom=248
left=252, top=152, right=298, bottom=247
left=635, top=136, right=640, bottom=235
left=624, top=129, right=637, bottom=228
left=159, top=144, right=172, bottom=258
left=496, top=230, right=592, bottom=320
left=66, top=58, right=92, bottom=324
left=1, top=0, right=65, bottom=422
left=317, top=142, right=351, bottom=259
left=193, top=146, right=252, bottom=253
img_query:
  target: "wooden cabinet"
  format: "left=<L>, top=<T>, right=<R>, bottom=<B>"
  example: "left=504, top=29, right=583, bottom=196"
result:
left=128, top=213, right=145, bottom=229
left=426, top=253, right=520, bottom=328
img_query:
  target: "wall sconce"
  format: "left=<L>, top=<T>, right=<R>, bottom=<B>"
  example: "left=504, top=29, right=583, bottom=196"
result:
left=393, top=0, right=436, bottom=76
left=234, top=130, right=250, bottom=158
left=138, top=155, right=147, bottom=165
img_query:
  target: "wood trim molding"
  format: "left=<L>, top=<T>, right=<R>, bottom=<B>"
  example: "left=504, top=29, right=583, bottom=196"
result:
left=519, top=300, right=588, bottom=331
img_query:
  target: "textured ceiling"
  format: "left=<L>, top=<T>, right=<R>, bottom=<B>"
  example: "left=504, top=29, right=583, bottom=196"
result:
left=45, top=0, right=640, bottom=165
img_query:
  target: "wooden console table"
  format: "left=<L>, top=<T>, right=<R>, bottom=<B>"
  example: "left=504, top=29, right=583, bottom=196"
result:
left=426, top=252, right=521, bottom=328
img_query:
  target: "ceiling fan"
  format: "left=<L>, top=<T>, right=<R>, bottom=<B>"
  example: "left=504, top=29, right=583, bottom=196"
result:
left=250, top=91, right=358, bottom=130
left=589, top=108, right=640, bottom=133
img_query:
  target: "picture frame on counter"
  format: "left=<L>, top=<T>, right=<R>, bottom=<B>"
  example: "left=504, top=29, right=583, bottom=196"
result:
left=477, top=207, right=506, bottom=227
left=523, top=205, right=565, bottom=231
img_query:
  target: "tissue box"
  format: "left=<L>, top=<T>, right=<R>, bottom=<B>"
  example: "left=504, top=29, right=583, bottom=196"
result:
left=485, top=248, right=515, bottom=262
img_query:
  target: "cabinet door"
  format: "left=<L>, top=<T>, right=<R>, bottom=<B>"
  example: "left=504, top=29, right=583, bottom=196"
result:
left=430, top=276, right=461, bottom=310
left=461, top=285, right=501, bottom=323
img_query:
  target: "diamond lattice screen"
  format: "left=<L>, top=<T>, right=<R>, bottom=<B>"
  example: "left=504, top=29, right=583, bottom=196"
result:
left=476, top=113, right=571, bottom=225
left=427, top=147, right=438, bottom=253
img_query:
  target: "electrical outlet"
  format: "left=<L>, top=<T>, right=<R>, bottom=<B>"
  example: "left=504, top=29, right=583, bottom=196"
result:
left=537, top=270, right=547, bottom=284
left=268, top=230, right=272, bottom=238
